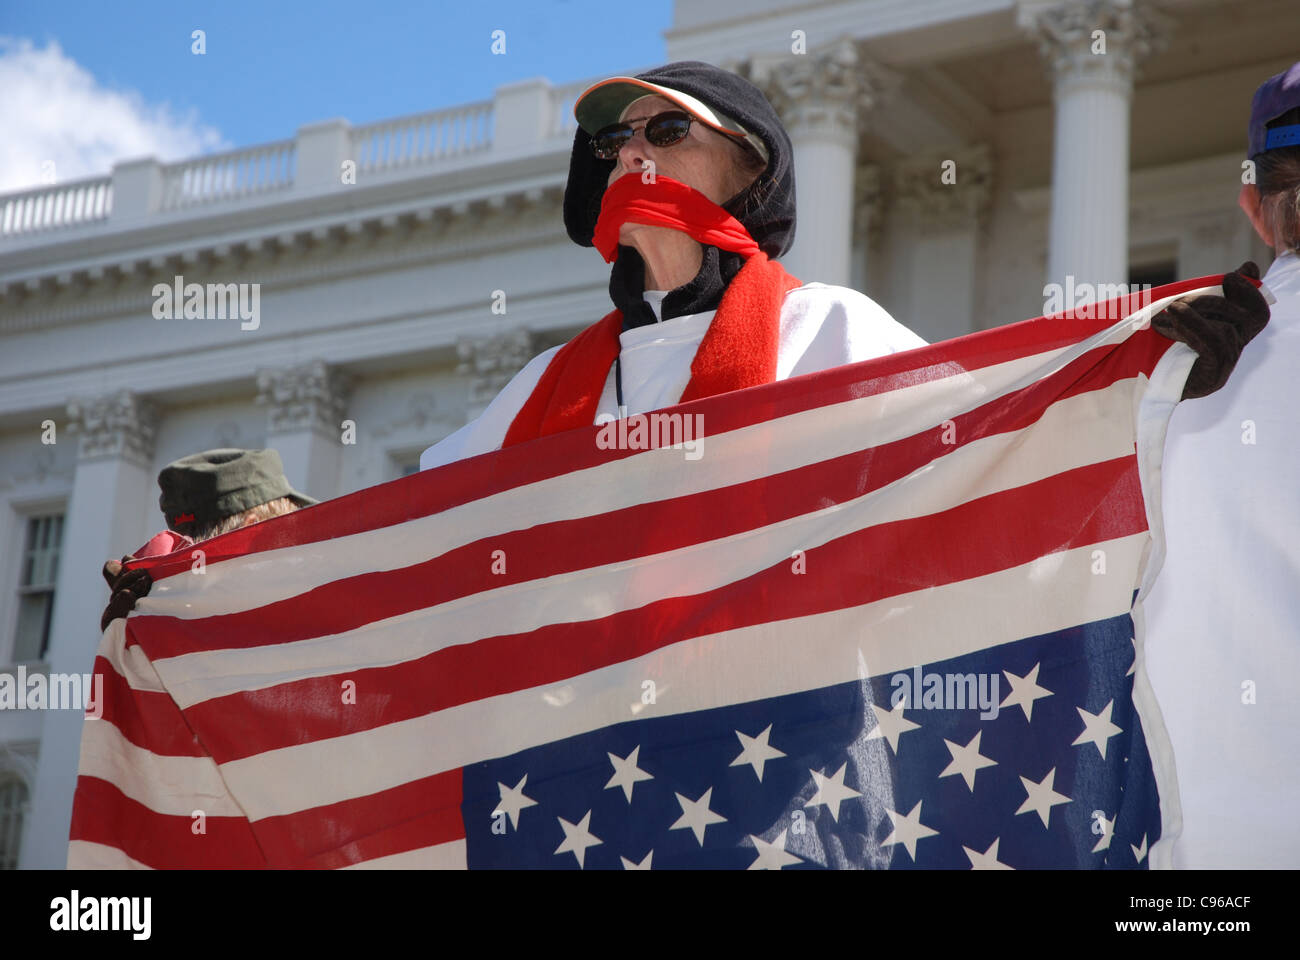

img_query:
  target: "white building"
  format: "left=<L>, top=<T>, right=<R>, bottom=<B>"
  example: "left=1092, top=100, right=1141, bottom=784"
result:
left=0, top=0, right=1291, bottom=869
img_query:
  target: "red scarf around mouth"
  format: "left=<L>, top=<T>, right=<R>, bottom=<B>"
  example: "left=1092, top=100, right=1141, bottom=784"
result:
left=504, top=175, right=801, bottom=446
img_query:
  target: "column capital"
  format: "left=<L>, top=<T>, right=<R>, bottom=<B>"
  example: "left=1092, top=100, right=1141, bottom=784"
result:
left=457, top=328, right=535, bottom=418
left=1018, top=0, right=1172, bottom=90
left=853, top=164, right=883, bottom=245
left=65, top=390, right=158, bottom=465
left=739, top=38, right=900, bottom=142
left=893, top=144, right=994, bottom=232
left=255, top=359, right=353, bottom=435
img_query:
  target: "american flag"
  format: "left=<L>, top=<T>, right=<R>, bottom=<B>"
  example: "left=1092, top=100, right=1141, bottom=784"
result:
left=69, top=277, right=1225, bottom=869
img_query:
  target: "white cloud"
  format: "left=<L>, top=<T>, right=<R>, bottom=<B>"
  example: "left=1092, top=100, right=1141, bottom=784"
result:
left=0, top=36, right=229, bottom=194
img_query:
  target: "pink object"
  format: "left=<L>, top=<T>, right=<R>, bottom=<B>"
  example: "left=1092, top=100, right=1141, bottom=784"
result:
left=133, top=530, right=194, bottom=559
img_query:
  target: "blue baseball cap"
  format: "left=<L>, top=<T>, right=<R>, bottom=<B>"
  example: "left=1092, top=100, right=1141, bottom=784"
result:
left=1248, top=62, right=1300, bottom=158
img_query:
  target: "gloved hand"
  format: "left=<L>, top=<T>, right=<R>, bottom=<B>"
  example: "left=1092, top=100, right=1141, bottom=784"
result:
left=1152, top=261, right=1270, bottom=400
left=100, top=555, right=152, bottom=632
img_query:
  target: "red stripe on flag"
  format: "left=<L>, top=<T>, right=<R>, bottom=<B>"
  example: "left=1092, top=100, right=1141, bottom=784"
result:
left=130, top=337, right=1167, bottom=663
left=126, top=298, right=1187, bottom=583
left=69, top=775, right=267, bottom=868
left=92, top=656, right=207, bottom=757
left=185, top=456, right=1144, bottom=762
left=249, top=767, right=463, bottom=867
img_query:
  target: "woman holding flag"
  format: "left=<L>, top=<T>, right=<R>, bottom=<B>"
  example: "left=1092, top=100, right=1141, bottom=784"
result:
left=420, top=60, right=1267, bottom=472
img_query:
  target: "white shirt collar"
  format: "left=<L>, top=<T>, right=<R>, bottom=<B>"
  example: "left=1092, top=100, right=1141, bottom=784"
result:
left=1263, top=249, right=1300, bottom=300
left=642, top=289, right=669, bottom=322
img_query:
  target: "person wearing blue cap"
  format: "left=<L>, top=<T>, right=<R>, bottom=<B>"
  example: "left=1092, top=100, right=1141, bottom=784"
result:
left=1143, top=62, right=1300, bottom=868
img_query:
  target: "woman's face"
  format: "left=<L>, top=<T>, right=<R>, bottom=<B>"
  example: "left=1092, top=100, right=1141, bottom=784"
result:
left=605, top=95, right=756, bottom=204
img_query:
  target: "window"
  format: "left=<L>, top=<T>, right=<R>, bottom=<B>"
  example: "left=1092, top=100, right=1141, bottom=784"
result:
left=1129, top=262, right=1178, bottom=289
left=13, top=513, right=64, bottom=663
left=0, top=777, right=28, bottom=870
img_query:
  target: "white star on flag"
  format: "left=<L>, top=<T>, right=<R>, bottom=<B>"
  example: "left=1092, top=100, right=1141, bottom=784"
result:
left=1131, top=833, right=1149, bottom=863
left=554, top=810, right=602, bottom=868
left=747, top=829, right=802, bottom=870
left=939, top=730, right=998, bottom=792
left=670, top=787, right=727, bottom=846
left=493, top=774, right=537, bottom=831
left=963, top=837, right=1013, bottom=870
left=620, top=850, right=653, bottom=870
left=604, top=745, right=654, bottom=802
left=865, top=701, right=920, bottom=755
left=1092, top=811, right=1116, bottom=853
left=1072, top=700, right=1123, bottom=759
left=1015, top=767, right=1072, bottom=828
left=881, top=800, right=939, bottom=861
left=1000, top=662, right=1053, bottom=722
left=805, top=762, right=862, bottom=822
left=730, top=724, right=785, bottom=782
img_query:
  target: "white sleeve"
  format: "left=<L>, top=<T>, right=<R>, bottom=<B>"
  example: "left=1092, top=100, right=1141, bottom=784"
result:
left=777, top=282, right=928, bottom=380
left=418, top=344, right=563, bottom=471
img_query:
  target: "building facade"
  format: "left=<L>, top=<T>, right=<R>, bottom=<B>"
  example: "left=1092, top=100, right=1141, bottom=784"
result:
left=0, top=0, right=1291, bottom=868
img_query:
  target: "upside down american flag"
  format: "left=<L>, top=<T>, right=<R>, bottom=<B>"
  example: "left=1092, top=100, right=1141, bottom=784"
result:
left=68, top=276, right=1231, bottom=870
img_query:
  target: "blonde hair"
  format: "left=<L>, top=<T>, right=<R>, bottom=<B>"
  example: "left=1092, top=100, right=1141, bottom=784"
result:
left=192, top=496, right=299, bottom=542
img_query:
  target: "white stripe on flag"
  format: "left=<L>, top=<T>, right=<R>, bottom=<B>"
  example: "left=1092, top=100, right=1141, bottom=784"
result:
left=138, top=342, right=1077, bottom=621
left=155, top=378, right=1146, bottom=708
left=340, top=839, right=467, bottom=869
left=67, top=839, right=153, bottom=870
left=78, top=716, right=244, bottom=818
left=220, top=534, right=1146, bottom=821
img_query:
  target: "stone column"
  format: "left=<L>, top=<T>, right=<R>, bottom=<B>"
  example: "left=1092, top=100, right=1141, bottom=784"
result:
left=747, top=39, right=898, bottom=287
left=852, top=165, right=882, bottom=293
left=1019, top=0, right=1169, bottom=292
left=891, top=145, right=994, bottom=341
left=255, top=360, right=352, bottom=501
left=1179, top=211, right=1256, bottom=281
left=456, top=328, right=535, bottom=421
left=19, top=391, right=158, bottom=868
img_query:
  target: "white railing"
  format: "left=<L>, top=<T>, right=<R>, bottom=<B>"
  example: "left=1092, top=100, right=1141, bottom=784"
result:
left=0, top=177, right=112, bottom=237
left=159, top=140, right=296, bottom=211
left=0, top=71, right=631, bottom=241
left=351, top=101, right=493, bottom=174
left=549, top=80, right=590, bottom=139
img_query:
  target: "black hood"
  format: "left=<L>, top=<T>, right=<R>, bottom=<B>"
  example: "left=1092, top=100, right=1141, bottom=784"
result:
left=563, top=60, right=797, bottom=261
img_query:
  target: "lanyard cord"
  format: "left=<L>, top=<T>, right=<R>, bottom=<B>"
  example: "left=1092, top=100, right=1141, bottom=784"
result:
left=615, top=353, right=624, bottom=410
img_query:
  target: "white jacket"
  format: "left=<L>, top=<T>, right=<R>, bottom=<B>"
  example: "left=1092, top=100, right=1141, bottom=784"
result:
left=420, top=282, right=926, bottom=471
left=1144, top=250, right=1300, bottom=867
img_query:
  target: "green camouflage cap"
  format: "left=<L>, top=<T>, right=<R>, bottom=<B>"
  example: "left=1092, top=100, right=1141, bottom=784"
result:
left=158, top=448, right=317, bottom=535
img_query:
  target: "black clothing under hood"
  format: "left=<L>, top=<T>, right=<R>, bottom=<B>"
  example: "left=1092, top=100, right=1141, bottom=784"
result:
left=562, top=61, right=797, bottom=330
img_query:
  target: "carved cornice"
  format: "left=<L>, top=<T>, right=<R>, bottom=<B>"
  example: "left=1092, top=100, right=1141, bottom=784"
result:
left=0, top=186, right=566, bottom=331
left=65, top=390, right=158, bottom=465
left=892, top=144, right=994, bottom=231
left=256, top=359, right=353, bottom=435
left=456, top=327, right=535, bottom=417
left=738, top=38, right=900, bottom=143
left=1018, top=0, right=1172, bottom=90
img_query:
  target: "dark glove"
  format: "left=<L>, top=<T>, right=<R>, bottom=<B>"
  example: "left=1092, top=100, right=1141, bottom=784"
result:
left=1152, top=261, right=1270, bottom=400
left=100, top=555, right=152, bottom=632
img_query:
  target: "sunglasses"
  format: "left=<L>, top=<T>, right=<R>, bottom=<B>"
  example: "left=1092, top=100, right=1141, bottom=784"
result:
left=589, top=110, right=695, bottom=159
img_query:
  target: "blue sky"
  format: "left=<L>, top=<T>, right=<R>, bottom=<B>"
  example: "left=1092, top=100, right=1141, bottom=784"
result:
left=1, top=0, right=673, bottom=190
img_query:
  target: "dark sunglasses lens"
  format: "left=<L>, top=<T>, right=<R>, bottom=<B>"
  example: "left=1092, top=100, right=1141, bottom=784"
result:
left=590, top=112, right=692, bottom=158
left=591, top=126, right=631, bottom=159
left=646, top=114, right=691, bottom=146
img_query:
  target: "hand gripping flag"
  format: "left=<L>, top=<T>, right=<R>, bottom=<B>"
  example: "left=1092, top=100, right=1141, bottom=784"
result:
left=69, top=276, right=1234, bottom=870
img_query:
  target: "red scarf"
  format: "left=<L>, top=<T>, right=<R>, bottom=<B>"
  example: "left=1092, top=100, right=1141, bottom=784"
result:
left=591, top=173, right=761, bottom=263
left=504, top=176, right=801, bottom=446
